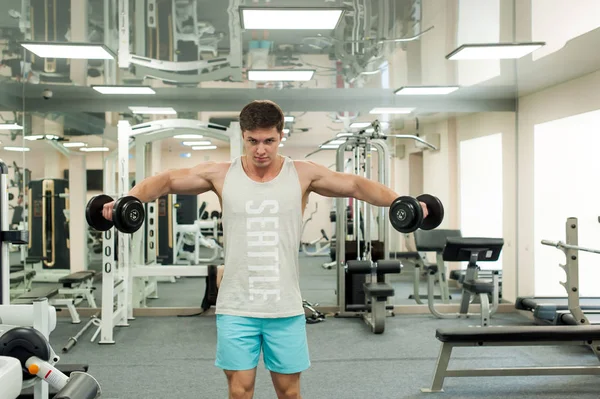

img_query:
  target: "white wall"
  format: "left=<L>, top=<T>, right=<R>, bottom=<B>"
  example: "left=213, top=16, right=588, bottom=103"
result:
left=518, top=69, right=600, bottom=297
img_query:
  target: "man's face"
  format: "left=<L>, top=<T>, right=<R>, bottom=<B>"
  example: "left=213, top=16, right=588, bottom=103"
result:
left=242, top=127, right=282, bottom=168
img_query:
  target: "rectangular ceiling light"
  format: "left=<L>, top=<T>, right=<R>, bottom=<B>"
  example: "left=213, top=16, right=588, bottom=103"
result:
left=329, top=139, right=346, bottom=145
left=336, top=132, right=353, bottom=137
left=174, top=134, right=203, bottom=139
left=241, top=7, right=344, bottom=30
left=446, top=42, right=546, bottom=60
left=284, top=116, right=295, bottom=123
left=248, top=70, right=315, bottom=81
left=182, top=141, right=212, bottom=146
left=93, top=85, right=155, bottom=95
left=0, top=123, right=23, bottom=130
left=129, top=106, right=177, bottom=115
left=350, top=122, right=371, bottom=129
left=320, top=144, right=340, bottom=149
left=24, top=135, right=44, bottom=141
left=192, top=145, right=217, bottom=150
left=395, top=86, right=459, bottom=95
left=80, top=147, right=109, bottom=152
left=3, top=146, right=30, bottom=152
left=21, top=42, right=115, bottom=59
left=63, top=142, right=86, bottom=148
left=370, top=107, right=415, bottom=114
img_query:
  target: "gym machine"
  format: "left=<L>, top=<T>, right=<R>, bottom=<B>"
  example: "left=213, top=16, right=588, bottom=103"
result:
left=422, top=219, right=600, bottom=393
left=309, top=121, right=443, bottom=333
left=516, top=217, right=600, bottom=326
left=27, top=179, right=71, bottom=282
left=410, top=230, right=503, bottom=326
left=1, top=161, right=102, bottom=398
left=85, top=119, right=242, bottom=344
left=300, top=202, right=331, bottom=258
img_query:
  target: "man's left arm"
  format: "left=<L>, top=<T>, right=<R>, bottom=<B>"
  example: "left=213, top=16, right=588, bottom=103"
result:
left=304, top=161, right=418, bottom=209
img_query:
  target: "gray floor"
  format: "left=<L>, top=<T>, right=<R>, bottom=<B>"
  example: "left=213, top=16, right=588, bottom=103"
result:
left=49, top=313, right=600, bottom=399
left=26, top=253, right=598, bottom=399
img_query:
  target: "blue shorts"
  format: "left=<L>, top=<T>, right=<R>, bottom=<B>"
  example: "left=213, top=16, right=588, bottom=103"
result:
left=215, top=314, right=310, bottom=374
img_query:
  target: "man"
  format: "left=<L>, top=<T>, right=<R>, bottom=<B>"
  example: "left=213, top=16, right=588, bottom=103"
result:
left=102, top=100, right=429, bottom=399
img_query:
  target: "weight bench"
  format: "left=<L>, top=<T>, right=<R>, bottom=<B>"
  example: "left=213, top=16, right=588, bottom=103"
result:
left=12, top=287, right=60, bottom=305
left=9, top=269, right=36, bottom=298
left=345, top=260, right=401, bottom=334
left=43, top=271, right=98, bottom=324
left=58, top=270, right=98, bottom=307
left=422, top=325, right=600, bottom=393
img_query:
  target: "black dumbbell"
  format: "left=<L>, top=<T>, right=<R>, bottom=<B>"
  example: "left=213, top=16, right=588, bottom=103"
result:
left=86, top=194, right=145, bottom=233
left=389, top=194, right=444, bottom=233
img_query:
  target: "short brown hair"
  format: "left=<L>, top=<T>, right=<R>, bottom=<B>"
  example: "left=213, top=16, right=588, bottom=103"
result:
left=239, top=100, right=284, bottom=133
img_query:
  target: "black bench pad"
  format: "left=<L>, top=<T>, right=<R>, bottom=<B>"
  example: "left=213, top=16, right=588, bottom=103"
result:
left=59, top=271, right=96, bottom=284
left=9, top=270, right=36, bottom=284
left=363, top=282, right=394, bottom=298
left=462, top=279, right=494, bottom=294
left=395, top=251, right=421, bottom=260
left=437, top=325, right=600, bottom=343
left=12, top=287, right=60, bottom=303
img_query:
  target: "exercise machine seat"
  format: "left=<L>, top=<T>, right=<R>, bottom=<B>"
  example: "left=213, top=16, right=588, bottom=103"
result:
left=363, top=282, right=394, bottom=299
left=436, top=325, right=600, bottom=343
left=59, top=271, right=96, bottom=286
left=394, top=251, right=421, bottom=259
left=462, top=279, right=494, bottom=294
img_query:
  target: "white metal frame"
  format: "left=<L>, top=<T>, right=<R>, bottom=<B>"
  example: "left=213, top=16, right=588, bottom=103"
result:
left=118, top=0, right=243, bottom=82
left=98, top=119, right=241, bottom=344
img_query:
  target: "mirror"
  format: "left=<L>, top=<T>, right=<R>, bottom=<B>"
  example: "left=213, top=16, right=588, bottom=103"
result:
left=2, top=0, right=597, bottom=329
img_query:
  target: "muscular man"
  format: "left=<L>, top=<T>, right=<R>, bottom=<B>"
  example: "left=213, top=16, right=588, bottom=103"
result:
left=102, top=100, right=429, bottom=399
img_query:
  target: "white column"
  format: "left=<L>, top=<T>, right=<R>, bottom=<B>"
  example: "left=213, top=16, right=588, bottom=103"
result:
left=68, top=154, right=87, bottom=272
left=69, top=0, right=88, bottom=85
left=229, top=122, right=242, bottom=159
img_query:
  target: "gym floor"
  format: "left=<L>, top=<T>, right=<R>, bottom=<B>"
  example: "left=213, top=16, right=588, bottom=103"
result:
left=43, top=253, right=600, bottom=398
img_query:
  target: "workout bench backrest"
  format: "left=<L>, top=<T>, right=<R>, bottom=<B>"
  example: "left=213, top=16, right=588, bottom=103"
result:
left=414, top=229, right=462, bottom=252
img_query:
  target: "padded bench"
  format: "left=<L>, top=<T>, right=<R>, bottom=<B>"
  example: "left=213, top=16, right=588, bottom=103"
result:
left=461, top=279, right=494, bottom=295
left=363, top=282, right=394, bottom=299
left=9, top=270, right=37, bottom=299
left=12, top=287, right=59, bottom=304
left=51, top=270, right=98, bottom=324
left=422, top=325, right=600, bottom=393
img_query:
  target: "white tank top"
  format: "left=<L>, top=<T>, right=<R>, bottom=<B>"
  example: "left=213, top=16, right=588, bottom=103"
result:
left=215, top=156, right=304, bottom=318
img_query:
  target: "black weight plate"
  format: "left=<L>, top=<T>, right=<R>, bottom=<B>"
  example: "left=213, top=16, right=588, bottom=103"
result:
left=86, top=194, right=114, bottom=231
left=389, top=196, right=422, bottom=233
left=0, top=327, right=51, bottom=381
left=113, top=196, right=145, bottom=233
left=417, top=194, right=444, bottom=230
left=210, top=210, right=221, bottom=219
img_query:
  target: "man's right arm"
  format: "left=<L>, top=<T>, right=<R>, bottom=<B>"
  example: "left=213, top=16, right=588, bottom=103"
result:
left=129, top=161, right=218, bottom=202
left=102, top=162, right=220, bottom=221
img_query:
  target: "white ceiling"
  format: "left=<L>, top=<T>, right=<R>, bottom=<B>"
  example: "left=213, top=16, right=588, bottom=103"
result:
left=0, top=0, right=599, bottom=151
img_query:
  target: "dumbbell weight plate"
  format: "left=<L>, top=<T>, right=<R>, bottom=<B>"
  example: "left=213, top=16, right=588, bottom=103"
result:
left=389, top=196, right=423, bottom=233
left=417, top=194, right=444, bottom=230
left=113, top=196, right=145, bottom=234
left=85, top=194, right=115, bottom=231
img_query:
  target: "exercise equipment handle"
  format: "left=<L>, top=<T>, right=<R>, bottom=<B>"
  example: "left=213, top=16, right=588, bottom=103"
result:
left=541, top=240, right=600, bottom=255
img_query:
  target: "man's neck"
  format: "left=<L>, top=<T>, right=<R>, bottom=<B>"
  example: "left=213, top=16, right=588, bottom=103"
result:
left=243, top=155, right=283, bottom=179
